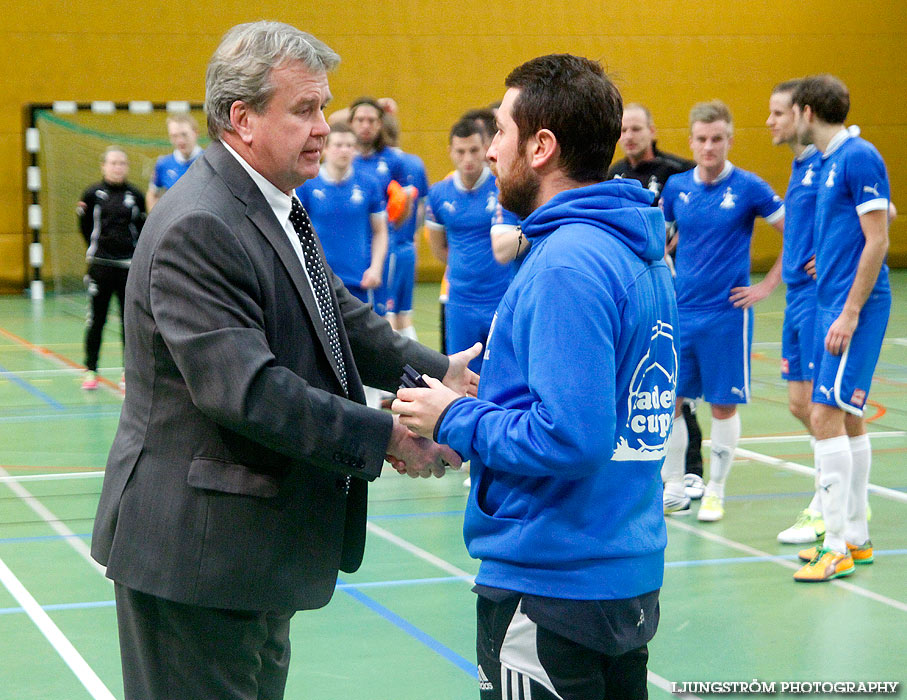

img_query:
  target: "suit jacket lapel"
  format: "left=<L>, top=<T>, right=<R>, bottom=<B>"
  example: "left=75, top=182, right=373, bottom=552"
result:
left=206, top=142, right=349, bottom=391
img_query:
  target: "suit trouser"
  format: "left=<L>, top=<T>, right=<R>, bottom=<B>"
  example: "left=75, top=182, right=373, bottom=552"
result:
left=115, top=583, right=294, bottom=700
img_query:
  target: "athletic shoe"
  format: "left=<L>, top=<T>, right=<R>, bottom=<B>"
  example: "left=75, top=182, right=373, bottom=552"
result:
left=793, top=548, right=855, bottom=582
left=697, top=494, right=724, bottom=522
left=798, top=541, right=873, bottom=565
left=663, top=486, right=691, bottom=516
left=684, top=473, right=705, bottom=500
left=777, top=508, right=825, bottom=544
left=81, top=371, right=99, bottom=390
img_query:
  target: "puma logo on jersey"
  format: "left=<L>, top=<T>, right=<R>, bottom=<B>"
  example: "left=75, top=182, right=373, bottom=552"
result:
left=442, top=201, right=456, bottom=214
left=730, top=386, right=746, bottom=398
left=678, top=192, right=690, bottom=204
left=863, top=184, right=880, bottom=196
left=825, top=164, right=837, bottom=188
left=817, top=385, right=834, bottom=400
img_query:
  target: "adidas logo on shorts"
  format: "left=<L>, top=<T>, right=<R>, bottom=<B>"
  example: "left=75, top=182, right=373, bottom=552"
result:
left=478, top=664, right=494, bottom=691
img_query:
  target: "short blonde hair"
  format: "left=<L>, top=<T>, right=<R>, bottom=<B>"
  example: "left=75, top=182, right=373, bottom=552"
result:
left=689, top=100, right=733, bottom=136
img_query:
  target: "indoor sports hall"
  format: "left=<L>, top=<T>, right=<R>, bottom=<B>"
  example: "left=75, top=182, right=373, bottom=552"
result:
left=1, top=3, right=904, bottom=699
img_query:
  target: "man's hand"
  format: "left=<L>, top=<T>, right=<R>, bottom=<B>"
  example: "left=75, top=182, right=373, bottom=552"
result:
left=729, top=280, right=773, bottom=309
left=360, top=266, right=382, bottom=290
left=385, top=414, right=461, bottom=478
left=825, top=308, right=859, bottom=356
left=804, top=255, right=817, bottom=280
left=393, top=375, right=463, bottom=440
left=443, top=342, right=482, bottom=397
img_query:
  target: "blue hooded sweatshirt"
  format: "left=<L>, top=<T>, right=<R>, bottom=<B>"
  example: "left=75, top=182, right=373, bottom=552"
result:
left=437, top=179, right=679, bottom=600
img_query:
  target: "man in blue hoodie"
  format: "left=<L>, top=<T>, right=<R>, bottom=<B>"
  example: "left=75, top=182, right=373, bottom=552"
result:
left=393, top=54, right=678, bottom=700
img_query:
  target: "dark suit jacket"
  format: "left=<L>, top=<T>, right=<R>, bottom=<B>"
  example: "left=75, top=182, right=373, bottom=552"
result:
left=91, top=141, right=448, bottom=612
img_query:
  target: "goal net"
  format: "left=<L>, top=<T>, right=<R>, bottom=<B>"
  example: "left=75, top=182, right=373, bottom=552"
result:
left=32, top=103, right=205, bottom=293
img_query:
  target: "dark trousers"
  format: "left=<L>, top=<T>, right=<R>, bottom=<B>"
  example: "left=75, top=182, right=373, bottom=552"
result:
left=476, top=595, right=649, bottom=700
left=115, top=583, right=294, bottom=700
left=682, top=401, right=704, bottom=477
left=84, top=264, right=128, bottom=372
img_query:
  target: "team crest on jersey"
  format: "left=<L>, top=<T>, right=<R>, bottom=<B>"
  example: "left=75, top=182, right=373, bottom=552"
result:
left=801, top=165, right=815, bottom=186
left=377, top=161, right=389, bottom=175
left=720, top=187, right=736, bottom=209
left=850, top=388, right=866, bottom=406
left=612, top=321, right=677, bottom=461
left=486, top=194, right=497, bottom=213
left=350, top=186, right=364, bottom=205
left=825, top=164, right=837, bottom=188
left=780, top=358, right=790, bottom=374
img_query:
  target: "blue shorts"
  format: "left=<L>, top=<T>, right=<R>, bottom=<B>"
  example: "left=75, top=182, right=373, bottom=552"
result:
left=811, top=295, right=890, bottom=415
left=385, top=246, right=415, bottom=315
left=781, top=287, right=817, bottom=382
left=347, top=284, right=386, bottom=316
left=676, top=306, right=753, bottom=405
left=445, top=299, right=499, bottom=374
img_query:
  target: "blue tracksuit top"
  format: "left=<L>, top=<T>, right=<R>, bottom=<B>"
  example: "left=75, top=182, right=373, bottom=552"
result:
left=437, top=179, right=679, bottom=599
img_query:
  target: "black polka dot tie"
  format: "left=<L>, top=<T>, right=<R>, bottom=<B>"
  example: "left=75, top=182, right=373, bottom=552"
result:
left=289, top=198, right=348, bottom=396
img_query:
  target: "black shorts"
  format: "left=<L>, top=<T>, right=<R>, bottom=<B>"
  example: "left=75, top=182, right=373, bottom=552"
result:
left=476, top=593, right=650, bottom=700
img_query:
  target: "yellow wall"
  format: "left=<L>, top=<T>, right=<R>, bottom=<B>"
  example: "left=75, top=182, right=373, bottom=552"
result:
left=2, top=1, right=905, bottom=291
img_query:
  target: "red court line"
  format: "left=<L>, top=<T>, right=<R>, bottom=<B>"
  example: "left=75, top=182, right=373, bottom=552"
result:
left=0, top=325, right=123, bottom=396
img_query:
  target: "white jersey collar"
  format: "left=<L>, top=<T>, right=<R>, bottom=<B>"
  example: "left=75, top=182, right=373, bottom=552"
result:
left=693, top=160, right=734, bottom=185
left=453, top=166, right=491, bottom=193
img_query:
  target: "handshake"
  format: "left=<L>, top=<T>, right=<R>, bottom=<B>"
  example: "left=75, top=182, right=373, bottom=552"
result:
left=385, top=343, right=482, bottom=478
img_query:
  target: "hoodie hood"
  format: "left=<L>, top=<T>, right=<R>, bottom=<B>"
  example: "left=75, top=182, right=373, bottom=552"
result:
left=520, top=179, right=665, bottom=262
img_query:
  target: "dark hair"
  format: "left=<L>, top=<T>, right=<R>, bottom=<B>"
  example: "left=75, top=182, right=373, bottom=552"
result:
left=349, top=96, right=387, bottom=150
left=792, top=74, right=850, bottom=124
left=504, top=54, right=621, bottom=182
left=460, top=107, right=497, bottom=142
left=449, top=117, right=484, bottom=144
left=771, top=78, right=802, bottom=97
left=329, top=121, right=354, bottom=136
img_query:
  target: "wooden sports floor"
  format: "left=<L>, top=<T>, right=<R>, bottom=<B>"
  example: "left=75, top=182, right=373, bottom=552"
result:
left=1, top=276, right=905, bottom=699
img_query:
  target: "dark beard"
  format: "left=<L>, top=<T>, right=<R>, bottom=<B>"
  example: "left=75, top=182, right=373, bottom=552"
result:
left=498, top=157, right=540, bottom=220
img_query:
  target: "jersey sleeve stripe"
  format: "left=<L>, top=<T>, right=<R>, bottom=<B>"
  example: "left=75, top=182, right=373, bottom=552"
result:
left=425, top=220, right=445, bottom=231
left=764, top=204, right=785, bottom=224
left=855, top=198, right=889, bottom=216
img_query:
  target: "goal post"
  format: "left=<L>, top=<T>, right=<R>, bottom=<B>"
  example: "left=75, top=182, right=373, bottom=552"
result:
left=26, top=101, right=205, bottom=296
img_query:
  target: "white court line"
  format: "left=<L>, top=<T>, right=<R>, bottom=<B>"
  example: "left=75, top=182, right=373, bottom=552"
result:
left=0, top=467, right=108, bottom=577
left=0, top=556, right=117, bottom=700
left=716, top=430, right=905, bottom=446
left=0, top=471, right=105, bottom=484
left=733, top=447, right=907, bottom=504
left=667, top=519, right=907, bottom=613
left=366, top=522, right=700, bottom=698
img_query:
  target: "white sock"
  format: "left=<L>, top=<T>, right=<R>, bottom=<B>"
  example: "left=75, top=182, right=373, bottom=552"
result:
left=845, top=433, right=871, bottom=544
left=662, top=415, right=687, bottom=493
left=815, top=435, right=852, bottom=554
left=807, top=437, right=822, bottom=513
left=706, top=413, right=740, bottom=499
left=397, top=324, right=418, bottom=341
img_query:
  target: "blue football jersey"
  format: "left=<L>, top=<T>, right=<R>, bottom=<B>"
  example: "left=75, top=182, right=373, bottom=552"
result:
left=426, top=167, right=511, bottom=304
left=782, top=146, right=822, bottom=291
left=662, top=163, right=784, bottom=310
left=391, top=150, right=430, bottom=252
left=296, top=167, right=385, bottom=288
left=814, top=130, right=891, bottom=310
left=152, top=147, right=202, bottom=191
left=353, top=146, right=407, bottom=197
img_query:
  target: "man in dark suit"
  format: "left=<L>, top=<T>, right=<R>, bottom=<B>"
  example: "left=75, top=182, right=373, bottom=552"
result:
left=91, top=21, right=474, bottom=700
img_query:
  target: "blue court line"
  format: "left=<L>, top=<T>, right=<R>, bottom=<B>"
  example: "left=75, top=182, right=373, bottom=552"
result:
left=0, top=364, right=65, bottom=411
left=4, top=552, right=906, bottom=618
left=0, top=410, right=122, bottom=423
left=337, top=578, right=477, bottom=677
